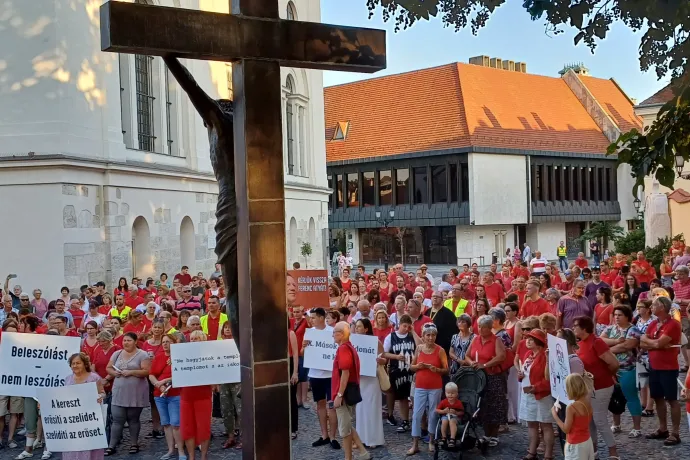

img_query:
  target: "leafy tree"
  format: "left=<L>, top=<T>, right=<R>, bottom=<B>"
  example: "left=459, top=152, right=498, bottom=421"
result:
left=368, top=0, right=690, bottom=194
left=612, top=227, right=645, bottom=255
left=300, top=242, right=313, bottom=268
left=576, top=221, right=625, bottom=250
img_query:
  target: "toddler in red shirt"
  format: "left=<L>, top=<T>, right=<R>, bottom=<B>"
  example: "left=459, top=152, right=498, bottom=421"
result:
left=435, top=382, right=465, bottom=448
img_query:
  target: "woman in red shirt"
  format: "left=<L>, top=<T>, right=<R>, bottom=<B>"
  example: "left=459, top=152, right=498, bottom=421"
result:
left=92, top=330, right=120, bottom=441
left=288, top=323, right=299, bottom=440
left=593, top=287, right=615, bottom=336
left=408, top=323, right=448, bottom=455
left=114, top=277, right=129, bottom=297
left=464, top=315, right=507, bottom=447
left=373, top=309, right=392, bottom=343
left=517, top=329, right=553, bottom=460
left=180, top=331, right=214, bottom=460
left=471, top=298, right=490, bottom=334
left=574, top=315, right=620, bottom=459
left=81, top=321, right=99, bottom=361
left=149, top=334, right=185, bottom=459
left=140, top=319, right=166, bottom=439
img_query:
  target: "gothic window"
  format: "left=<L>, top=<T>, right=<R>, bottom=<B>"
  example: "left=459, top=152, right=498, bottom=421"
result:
left=285, top=75, right=295, bottom=175
left=287, top=1, right=297, bottom=20
left=135, top=54, right=156, bottom=151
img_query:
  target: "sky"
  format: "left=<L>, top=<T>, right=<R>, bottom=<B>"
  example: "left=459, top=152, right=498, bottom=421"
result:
left=321, top=1, right=669, bottom=102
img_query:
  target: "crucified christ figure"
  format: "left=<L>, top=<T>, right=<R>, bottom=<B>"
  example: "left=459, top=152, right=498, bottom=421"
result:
left=163, top=56, right=240, bottom=346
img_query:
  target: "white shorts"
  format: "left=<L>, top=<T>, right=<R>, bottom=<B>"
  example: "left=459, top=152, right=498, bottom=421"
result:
left=519, top=393, right=553, bottom=424
left=564, top=438, right=595, bottom=460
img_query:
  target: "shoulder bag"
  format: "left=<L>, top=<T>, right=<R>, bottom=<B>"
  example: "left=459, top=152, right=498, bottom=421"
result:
left=341, top=345, right=362, bottom=406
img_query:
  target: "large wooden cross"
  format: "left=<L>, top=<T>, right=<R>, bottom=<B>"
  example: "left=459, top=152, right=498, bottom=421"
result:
left=100, top=1, right=385, bottom=458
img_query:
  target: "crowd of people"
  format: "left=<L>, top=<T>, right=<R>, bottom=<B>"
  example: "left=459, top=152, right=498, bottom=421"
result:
left=1, top=236, right=690, bottom=460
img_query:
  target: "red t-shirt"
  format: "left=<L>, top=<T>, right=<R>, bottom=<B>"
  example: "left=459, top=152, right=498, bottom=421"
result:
left=206, top=315, right=221, bottom=341
left=150, top=353, right=180, bottom=397
left=413, top=315, right=433, bottom=336
left=600, top=271, right=616, bottom=286
left=113, top=334, right=124, bottom=348
left=574, top=258, right=589, bottom=269
left=612, top=275, right=626, bottom=291
left=124, top=296, right=145, bottom=309
left=174, top=273, right=193, bottom=286
left=331, top=342, right=360, bottom=400
left=422, top=288, right=434, bottom=300
left=140, top=339, right=164, bottom=360
left=516, top=339, right=530, bottom=362
left=340, top=278, right=352, bottom=294
left=520, top=297, right=550, bottom=318
left=513, top=289, right=527, bottom=307
left=373, top=326, right=392, bottom=343
left=69, top=308, right=85, bottom=329
left=437, top=398, right=464, bottom=415
left=92, top=344, right=121, bottom=392
left=646, top=318, right=681, bottom=371
left=483, top=282, right=504, bottom=307
left=141, top=315, right=155, bottom=331
left=290, top=318, right=309, bottom=356
left=576, top=333, right=614, bottom=390
left=123, top=321, right=147, bottom=337
left=594, top=304, right=613, bottom=327
left=64, top=329, right=80, bottom=338
left=632, top=260, right=655, bottom=285
left=36, top=324, right=48, bottom=334
left=467, top=334, right=502, bottom=375
left=388, top=272, right=410, bottom=286
left=98, top=305, right=111, bottom=315
left=558, top=281, right=574, bottom=292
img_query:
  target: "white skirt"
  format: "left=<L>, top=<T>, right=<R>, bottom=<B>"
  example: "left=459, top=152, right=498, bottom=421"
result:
left=564, top=438, right=595, bottom=460
left=518, top=392, right=553, bottom=423
left=355, top=376, right=385, bottom=447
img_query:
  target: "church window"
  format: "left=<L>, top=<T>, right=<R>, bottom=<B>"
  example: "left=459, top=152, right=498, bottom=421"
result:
left=135, top=54, right=156, bottom=152
left=285, top=75, right=295, bottom=175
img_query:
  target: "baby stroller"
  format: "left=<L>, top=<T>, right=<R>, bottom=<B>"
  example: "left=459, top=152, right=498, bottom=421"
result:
left=433, top=367, right=487, bottom=460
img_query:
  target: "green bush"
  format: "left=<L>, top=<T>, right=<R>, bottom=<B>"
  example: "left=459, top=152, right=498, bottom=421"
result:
left=612, top=228, right=645, bottom=256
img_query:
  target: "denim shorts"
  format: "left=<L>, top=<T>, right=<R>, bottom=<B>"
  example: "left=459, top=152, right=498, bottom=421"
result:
left=297, top=356, right=309, bottom=383
left=154, top=395, right=181, bottom=427
left=440, top=414, right=460, bottom=423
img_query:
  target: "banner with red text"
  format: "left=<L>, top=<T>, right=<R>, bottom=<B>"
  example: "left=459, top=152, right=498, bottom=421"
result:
left=287, top=269, right=329, bottom=311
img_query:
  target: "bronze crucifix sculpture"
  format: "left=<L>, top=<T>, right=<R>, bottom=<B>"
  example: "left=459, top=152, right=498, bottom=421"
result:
left=100, top=1, right=385, bottom=458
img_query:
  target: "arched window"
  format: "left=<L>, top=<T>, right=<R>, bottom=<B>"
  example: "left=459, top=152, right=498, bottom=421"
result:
left=285, top=75, right=295, bottom=175
left=180, top=216, right=195, bottom=270
left=289, top=217, right=298, bottom=265
left=287, top=1, right=297, bottom=20
left=132, top=216, right=153, bottom=279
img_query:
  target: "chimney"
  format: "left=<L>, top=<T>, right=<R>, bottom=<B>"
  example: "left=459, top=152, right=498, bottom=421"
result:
left=469, top=56, right=526, bottom=73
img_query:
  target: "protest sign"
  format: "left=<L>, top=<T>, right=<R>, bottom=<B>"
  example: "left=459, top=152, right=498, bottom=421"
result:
left=303, top=328, right=378, bottom=377
left=350, top=334, right=379, bottom=378
left=547, top=334, right=572, bottom=405
left=38, top=382, right=108, bottom=452
left=170, top=339, right=240, bottom=387
left=0, top=332, right=80, bottom=398
left=303, top=328, right=337, bottom=372
left=287, top=270, right=329, bottom=310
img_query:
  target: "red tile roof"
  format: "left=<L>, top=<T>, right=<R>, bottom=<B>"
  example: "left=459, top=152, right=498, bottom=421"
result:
left=640, top=84, right=675, bottom=106
left=577, top=76, right=642, bottom=133
left=325, top=63, right=640, bottom=163
left=668, top=188, right=690, bottom=204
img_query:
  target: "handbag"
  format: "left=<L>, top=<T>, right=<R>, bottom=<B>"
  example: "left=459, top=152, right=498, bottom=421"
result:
left=377, top=364, right=391, bottom=392
left=607, top=383, right=627, bottom=415
left=341, top=345, right=363, bottom=406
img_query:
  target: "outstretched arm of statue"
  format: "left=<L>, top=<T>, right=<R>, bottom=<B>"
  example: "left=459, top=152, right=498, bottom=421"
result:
left=163, top=56, right=223, bottom=127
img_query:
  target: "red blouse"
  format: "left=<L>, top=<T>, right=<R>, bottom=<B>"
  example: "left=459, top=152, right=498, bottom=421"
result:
left=467, top=334, right=503, bottom=375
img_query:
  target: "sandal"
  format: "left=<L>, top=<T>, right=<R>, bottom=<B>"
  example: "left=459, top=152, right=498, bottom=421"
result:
left=664, top=434, right=681, bottom=446
left=104, top=448, right=116, bottom=457
left=129, top=445, right=140, bottom=455
left=522, top=454, right=538, bottom=460
left=641, top=409, right=655, bottom=417
left=645, top=429, right=669, bottom=440
left=234, top=442, right=243, bottom=450
left=223, top=439, right=237, bottom=449
left=447, top=439, right=455, bottom=449
left=406, top=447, right=420, bottom=456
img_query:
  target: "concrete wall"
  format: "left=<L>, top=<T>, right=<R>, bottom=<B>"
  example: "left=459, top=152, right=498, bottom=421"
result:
left=347, top=229, right=361, bottom=264
left=533, top=222, right=566, bottom=260
left=469, top=153, right=528, bottom=225
left=456, top=225, right=515, bottom=266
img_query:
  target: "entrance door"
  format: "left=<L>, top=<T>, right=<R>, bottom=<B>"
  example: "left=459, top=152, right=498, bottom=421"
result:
left=565, top=222, right=585, bottom=258
left=514, top=225, right=527, bottom=249
left=423, top=226, right=457, bottom=265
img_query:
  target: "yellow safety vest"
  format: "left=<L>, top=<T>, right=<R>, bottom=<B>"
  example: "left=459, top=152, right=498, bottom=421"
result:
left=443, top=298, right=469, bottom=318
left=109, top=306, right=131, bottom=319
left=200, top=313, right=228, bottom=339
left=557, top=246, right=567, bottom=257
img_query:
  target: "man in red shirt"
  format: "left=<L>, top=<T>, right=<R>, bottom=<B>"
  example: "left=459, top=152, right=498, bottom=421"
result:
left=459, top=264, right=471, bottom=280
left=408, top=298, right=432, bottom=336
left=387, top=264, right=410, bottom=286
left=641, top=296, right=682, bottom=444
left=331, top=322, right=367, bottom=460
left=631, top=252, right=654, bottom=287
left=600, top=263, right=616, bottom=286
left=419, top=277, right=433, bottom=300
left=467, top=271, right=481, bottom=296
left=520, top=280, right=549, bottom=318
left=482, top=272, right=504, bottom=307
left=124, top=285, right=145, bottom=310
left=558, top=270, right=576, bottom=295
left=497, top=266, right=514, bottom=292
left=513, top=276, right=528, bottom=307
left=574, top=252, right=589, bottom=269
left=673, top=266, right=690, bottom=309
left=173, top=266, right=193, bottom=286
left=55, top=315, right=79, bottom=337
left=290, top=306, right=310, bottom=409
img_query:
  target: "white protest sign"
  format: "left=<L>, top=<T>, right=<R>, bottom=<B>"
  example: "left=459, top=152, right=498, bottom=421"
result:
left=303, top=328, right=337, bottom=372
left=547, top=334, right=572, bottom=405
left=302, top=329, right=378, bottom=377
left=0, top=332, right=81, bottom=398
left=170, top=339, right=240, bottom=387
left=38, top=382, right=108, bottom=452
left=350, top=334, right=379, bottom=378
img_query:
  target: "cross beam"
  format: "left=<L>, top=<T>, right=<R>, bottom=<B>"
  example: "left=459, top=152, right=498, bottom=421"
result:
left=100, top=1, right=386, bottom=73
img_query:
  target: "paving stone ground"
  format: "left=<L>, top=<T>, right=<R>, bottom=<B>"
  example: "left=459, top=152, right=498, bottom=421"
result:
left=4, top=388, right=682, bottom=460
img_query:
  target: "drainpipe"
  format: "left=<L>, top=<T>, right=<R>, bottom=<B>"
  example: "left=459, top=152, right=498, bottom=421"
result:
left=525, top=156, right=532, bottom=224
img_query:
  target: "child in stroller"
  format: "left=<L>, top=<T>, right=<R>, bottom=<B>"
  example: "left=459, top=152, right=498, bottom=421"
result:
left=435, top=382, right=465, bottom=448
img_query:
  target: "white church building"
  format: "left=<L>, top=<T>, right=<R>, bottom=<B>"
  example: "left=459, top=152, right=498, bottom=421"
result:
left=0, top=0, right=329, bottom=298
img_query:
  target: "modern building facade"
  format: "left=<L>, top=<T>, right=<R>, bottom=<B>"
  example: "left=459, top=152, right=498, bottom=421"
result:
left=325, top=59, right=640, bottom=266
left=0, top=0, right=329, bottom=298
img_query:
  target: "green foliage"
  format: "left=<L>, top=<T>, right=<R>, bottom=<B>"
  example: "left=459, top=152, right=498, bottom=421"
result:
left=612, top=228, right=645, bottom=256
left=644, top=235, right=672, bottom=271
left=300, top=242, right=313, bottom=258
left=368, top=0, right=690, bottom=193
left=576, top=221, right=625, bottom=248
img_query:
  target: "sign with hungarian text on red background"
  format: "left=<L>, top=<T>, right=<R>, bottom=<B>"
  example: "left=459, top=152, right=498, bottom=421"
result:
left=287, top=269, right=329, bottom=310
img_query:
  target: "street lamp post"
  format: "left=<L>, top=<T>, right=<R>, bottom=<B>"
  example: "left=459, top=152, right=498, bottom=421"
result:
left=376, top=210, right=395, bottom=272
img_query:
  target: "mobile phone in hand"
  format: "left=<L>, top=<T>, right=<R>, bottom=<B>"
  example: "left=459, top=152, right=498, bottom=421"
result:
left=327, top=400, right=334, bottom=409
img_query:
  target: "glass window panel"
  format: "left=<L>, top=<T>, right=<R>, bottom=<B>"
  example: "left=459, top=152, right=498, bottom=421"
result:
left=461, top=164, right=469, bottom=201
left=327, top=174, right=333, bottom=209
left=336, top=174, right=343, bottom=208
left=346, top=173, right=359, bottom=207
left=379, top=170, right=392, bottom=206
left=555, top=166, right=562, bottom=201
left=449, top=164, right=458, bottom=202
left=362, top=171, right=375, bottom=207
left=413, top=167, right=428, bottom=204
left=396, top=169, right=409, bottom=205
left=431, top=165, right=447, bottom=203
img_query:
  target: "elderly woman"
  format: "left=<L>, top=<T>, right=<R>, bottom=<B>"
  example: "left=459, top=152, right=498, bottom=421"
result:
left=490, top=307, right=514, bottom=431
left=449, top=314, right=474, bottom=375
left=373, top=309, right=392, bottom=343
left=573, top=316, right=620, bottom=460
left=517, top=329, right=553, bottom=460
left=544, top=288, right=560, bottom=317
left=634, top=300, right=656, bottom=416
left=538, top=313, right=558, bottom=336
left=464, top=315, right=507, bottom=447
left=354, top=318, right=386, bottom=449
left=600, top=304, right=643, bottom=437
left=408, top=323, right=448, bottom=455
left=105, top=332, right=151, bottom=455
left=181, top=331, right=214, bottom=460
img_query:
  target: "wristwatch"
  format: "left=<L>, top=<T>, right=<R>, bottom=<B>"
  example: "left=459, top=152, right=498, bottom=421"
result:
left=336, top=392, right=343, bottom=398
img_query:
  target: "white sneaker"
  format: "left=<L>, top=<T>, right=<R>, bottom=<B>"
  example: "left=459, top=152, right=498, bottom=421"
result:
left=41, top=452, right=52, bottom=460
left=15, top=452, right=33, bottom=459
left=32, top=440, right=43, bottom=449
left=17, top=429, right=27, bottom=436
left=629, top=429, right=642, bottom=438
left=610, top=425, right=621, bottom=434
left=8, top=440, right=19, bottom=448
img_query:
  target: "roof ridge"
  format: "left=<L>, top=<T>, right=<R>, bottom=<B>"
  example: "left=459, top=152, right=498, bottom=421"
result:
left=454, top=63, right=471, bottom=142
left=324, top=62, right=459, bottom=90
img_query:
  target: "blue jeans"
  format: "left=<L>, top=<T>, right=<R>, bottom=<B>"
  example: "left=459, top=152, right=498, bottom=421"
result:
left=592, top=254, right=600, bottom=268
left=618, top=368, right=642, bottom=416
left=559, top=256, right=568, bottom=272
left=412, top=388, right=443, bottom=438
left=154, top=395, right=181, bottom=427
